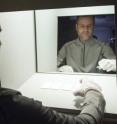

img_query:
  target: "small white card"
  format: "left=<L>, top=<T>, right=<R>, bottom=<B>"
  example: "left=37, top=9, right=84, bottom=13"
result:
left=40, top=77, right=80, bottom=91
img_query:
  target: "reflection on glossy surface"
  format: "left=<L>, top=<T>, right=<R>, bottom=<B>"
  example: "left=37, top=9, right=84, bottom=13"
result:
left=57, top=16, right=116, bottom=73
left=35, top=6, right=116, bottom=74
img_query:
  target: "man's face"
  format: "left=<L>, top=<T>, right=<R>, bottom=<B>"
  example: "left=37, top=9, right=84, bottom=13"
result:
left=76, top=16, right=94, bottom=41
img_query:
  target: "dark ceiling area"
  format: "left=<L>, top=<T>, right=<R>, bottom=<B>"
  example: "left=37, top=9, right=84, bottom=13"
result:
left=0, top=0, right=116, bottom=12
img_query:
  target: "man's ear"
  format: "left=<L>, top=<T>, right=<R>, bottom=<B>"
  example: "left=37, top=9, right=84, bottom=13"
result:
left=75, top=24, right=78, bottom=32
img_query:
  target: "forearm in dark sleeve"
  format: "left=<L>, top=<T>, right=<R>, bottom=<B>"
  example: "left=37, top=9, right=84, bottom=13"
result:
left=37, top=91, right=105, bottom=124
left=38, top=104, right=85, bottom=124
left=76, top=91, right=106, bottom=124
left=12, top=91, right=105, bottom=124
left=12, top=95, right=78, bottom=124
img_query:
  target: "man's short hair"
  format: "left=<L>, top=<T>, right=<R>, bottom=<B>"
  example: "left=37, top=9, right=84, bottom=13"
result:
left=76, top=15, right=95, bottom=25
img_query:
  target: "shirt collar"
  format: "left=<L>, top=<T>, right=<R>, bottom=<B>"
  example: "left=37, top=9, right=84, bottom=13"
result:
left=75, top=37, right=95, bottom=46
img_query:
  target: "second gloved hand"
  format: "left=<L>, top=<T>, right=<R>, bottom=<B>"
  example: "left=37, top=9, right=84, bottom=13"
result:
left=97, top=59, right=116, bottom=72
left=58, top=65, right=74, bottom=72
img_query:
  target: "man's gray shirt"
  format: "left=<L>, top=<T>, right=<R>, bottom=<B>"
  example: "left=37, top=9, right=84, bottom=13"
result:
left=58, top=38, right=116, bottom=72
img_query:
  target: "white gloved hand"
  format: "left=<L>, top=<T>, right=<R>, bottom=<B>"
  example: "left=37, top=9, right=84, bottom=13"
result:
left=97, top=59, right=116, bottom=72
left=73, top=78, right=102, bottom=97
left=58, top=65, right=74, bottom=72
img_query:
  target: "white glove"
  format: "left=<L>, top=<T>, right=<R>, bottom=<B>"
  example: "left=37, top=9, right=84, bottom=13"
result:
left=73, top=78, right=102, bottom=97
left=58, top=65, right=74, bottom=72
left=97, top=59, right=116, bottom=72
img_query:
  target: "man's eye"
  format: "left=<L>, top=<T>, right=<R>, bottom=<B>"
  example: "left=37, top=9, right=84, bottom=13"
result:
left=79, top=26, right=84, bottom=28
left=88, top=25, right=92, bottom=28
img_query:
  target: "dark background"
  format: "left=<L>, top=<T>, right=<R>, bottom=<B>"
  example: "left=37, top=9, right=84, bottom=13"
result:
left=58, top=15, right=116, bottom=54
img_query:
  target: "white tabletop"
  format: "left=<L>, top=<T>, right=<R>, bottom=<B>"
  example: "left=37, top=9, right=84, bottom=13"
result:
left=18, top=72, right=117, bottom=114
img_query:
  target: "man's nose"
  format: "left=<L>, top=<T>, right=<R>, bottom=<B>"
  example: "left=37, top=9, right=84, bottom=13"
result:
left=84, top=27, right=88, bottom=32
left=84, top=27, right=89, bottom=31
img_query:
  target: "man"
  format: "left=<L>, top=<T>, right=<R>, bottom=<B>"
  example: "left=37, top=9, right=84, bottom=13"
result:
left=0, top=79, right=105, bottom=124
left=58, top=16, right=116, bottom=73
